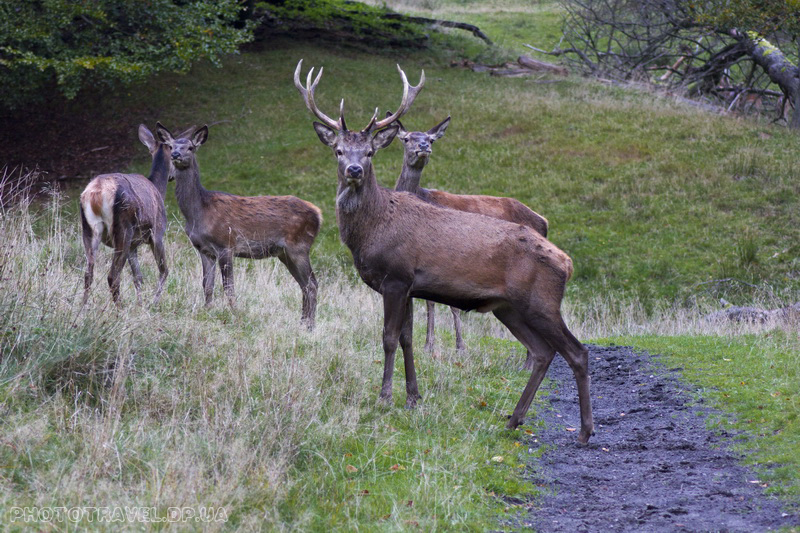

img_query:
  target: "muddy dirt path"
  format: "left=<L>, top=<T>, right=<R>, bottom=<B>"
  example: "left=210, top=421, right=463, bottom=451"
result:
left=514, top=344, right=797, bottom=532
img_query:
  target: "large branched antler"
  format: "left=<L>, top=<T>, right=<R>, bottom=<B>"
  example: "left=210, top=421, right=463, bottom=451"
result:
left=363, top=65, right=425, bottom=132
left=294, top=60, right=425, bottom=133
left=294, top=59, right=344, bottom=131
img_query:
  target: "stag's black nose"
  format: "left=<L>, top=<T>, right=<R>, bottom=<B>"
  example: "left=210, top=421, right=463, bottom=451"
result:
left=171, top=150, right=181, bottom=160
left=419, top=141, right=430, bottom=151
left=346, top=165, right=363, bottom=179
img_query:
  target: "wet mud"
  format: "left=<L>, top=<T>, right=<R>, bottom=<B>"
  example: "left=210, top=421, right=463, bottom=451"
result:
left=514, top=344, right=797, bottom=532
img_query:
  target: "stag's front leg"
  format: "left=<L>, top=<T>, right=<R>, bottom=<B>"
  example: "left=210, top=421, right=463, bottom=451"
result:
left=218, top=250, right=235, bottom=308
left=424, top=300, right=436, bottom=352
left=200, top=253, right=216, bottom=306
left=450, top=306, right=466, bottom=352
left=379, top=283, right=410, bottom=405
left=399, top=296, right=421, bottom=408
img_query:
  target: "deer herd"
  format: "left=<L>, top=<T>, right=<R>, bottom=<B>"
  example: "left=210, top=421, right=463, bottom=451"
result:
left=79, top=60, right=594, bottom=444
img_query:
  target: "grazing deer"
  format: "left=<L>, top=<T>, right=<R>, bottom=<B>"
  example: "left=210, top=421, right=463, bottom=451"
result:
left=155, top=123, right=321, bottom=328
left=80, top=124, right=170, bottom=305
left=392, top=115, right=551, bottom=364
left=295, top=60, right=593, bottom=442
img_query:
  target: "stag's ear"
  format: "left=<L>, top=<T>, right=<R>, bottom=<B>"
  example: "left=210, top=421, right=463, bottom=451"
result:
left=138, top=124, right=157, bottom=152
left=313, top=122, right=337, bottom=147
left=155, top=122, right=174, bottom=144
left=192, top=125, right=209, bottom=147
left=427, top=116, right=450, bottom=141
left=371, top=124, right=399, bottom=151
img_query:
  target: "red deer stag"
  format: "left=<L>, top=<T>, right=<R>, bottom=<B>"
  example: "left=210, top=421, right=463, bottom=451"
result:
left=294, top=60, right=593, bottom=442
left=80, top=124, right=170, bottom=305
left=392, top=115, right=552, bottom=365
left=155, top=123, right=321, bottom=328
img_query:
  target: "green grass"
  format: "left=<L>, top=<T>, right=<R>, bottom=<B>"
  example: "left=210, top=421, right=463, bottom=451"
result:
left=600, top=333, right=800, bottom=504
left=361, top=0, right=565, bottom=60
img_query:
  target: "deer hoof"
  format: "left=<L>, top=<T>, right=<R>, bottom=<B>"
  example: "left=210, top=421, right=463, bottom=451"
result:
left=505, top=415, right=523, bottom=429
left=378, top=392, right=393, bottom=405
left=404, top=394, right=421, bottom=409
left=578, top=428, right=593, bottom=445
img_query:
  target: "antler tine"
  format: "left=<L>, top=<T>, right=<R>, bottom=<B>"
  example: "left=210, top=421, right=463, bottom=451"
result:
left=366, top=65, right=425, bottom=132
left=293, top=59, right=342, bottom=131
left=362, top=107, right=380, bottom=132
left=339, top=99, right=348, bottom=131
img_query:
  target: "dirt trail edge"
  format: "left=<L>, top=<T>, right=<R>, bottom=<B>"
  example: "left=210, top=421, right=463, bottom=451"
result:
left=512, top=344, right=798, bottom=532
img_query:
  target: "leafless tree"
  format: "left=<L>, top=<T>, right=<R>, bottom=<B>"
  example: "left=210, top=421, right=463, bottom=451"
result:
left=539, top=0, right=800, bottom=125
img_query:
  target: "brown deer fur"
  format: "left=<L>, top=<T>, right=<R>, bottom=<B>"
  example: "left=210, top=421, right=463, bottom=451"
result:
left=79, top=124, right=170, bottom=305
left=393, top=116, right=553, bottom=360
left=156, top=123, right=321, bottom=328
left=295, top=61, right=593, bottom=443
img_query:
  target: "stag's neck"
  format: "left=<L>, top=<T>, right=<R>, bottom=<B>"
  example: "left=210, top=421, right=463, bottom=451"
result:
left=336, top=169, right=389, bottom=252
left=394, top=158, right=425, bottom=194
left=148, top=146, right=172, bottom=199
left=174, top=159, right=208, bottom=223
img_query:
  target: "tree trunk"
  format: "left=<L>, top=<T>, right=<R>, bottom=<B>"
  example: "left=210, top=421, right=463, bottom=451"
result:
left=729, top=30, right=800, bottom=128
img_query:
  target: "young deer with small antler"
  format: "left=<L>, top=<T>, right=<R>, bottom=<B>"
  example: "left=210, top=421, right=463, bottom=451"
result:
left=80, top=124, right=171, bottom=305
left=156, top=123, right=321, bottom=328
left=295, top=60, right=593, bottom=442
left=392, top=115, right=551, bottom=365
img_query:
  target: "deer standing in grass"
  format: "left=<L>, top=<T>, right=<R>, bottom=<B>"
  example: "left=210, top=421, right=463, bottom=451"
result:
left=156, top=123, right=321, bottom=328
left=392, top=115, right=551, bottom=366
left=80, top=124, right=170, bottom=305
left=295, top=60, right=593, bottom=442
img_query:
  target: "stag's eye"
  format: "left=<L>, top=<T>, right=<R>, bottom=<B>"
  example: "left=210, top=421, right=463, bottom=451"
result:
left=366, top=150, right=374, bottom=158
left=336, top=149, right=343, bottom=156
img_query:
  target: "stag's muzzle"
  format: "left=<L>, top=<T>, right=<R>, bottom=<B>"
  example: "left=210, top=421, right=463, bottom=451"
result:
left=345, top=164, right=363, bottom=183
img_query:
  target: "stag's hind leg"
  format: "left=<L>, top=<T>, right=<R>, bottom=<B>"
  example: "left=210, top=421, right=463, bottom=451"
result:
left=80, top=208, right=102, bottom=306
left=512, top=306, right=593, bottom=443
left=552, top=321, right=593, bottom=444
left=493, top=307, right=557, bottom=429
left=150, top=236, right=168, bottom=305
left=108, top=226, right=133, bottom=304
left=128, top=248, right=144, bottom=305
left=280, top=249, right=318, bottom=330
left=450, top=306, right=466, bottom=352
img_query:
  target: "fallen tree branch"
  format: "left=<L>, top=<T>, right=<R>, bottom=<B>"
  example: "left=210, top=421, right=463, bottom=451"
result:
left=524, top=43, right=597, bottom=72
left=381, top=13, right=492, bottom=45
left=518, top=54, right=569, bottom=76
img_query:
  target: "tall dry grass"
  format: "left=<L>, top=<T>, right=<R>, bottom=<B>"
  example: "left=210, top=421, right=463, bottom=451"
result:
left=0, top=189, right=534, bottom=530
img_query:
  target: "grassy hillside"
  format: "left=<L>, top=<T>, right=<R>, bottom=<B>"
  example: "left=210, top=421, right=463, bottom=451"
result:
left=111, top=37, right=800, bottom=308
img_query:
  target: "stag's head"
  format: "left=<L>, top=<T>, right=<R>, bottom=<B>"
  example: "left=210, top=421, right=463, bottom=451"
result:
left=395, top=115, right=450, bottom=169
left=294, top=60, right=424, bottom=190
left=155, top=123, right=208, bottom=171
left=138, top=124, right=176, bottom=181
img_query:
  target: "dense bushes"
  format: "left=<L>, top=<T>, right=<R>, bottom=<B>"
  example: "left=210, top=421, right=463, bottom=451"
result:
left=0, top=0, right=253, bottom=109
